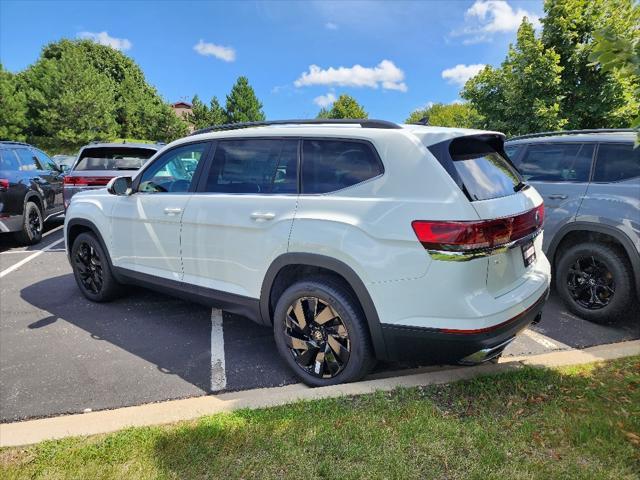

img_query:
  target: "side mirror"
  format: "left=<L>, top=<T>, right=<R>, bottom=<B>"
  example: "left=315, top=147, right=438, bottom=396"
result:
left=107, top=176, right=133, bottom=196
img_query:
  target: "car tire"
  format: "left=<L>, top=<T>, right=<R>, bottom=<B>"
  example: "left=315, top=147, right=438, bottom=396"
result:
left=273, top=278, right=376, bottom=387
left=556, top=242, right=634, bottom=323
left=71, top=232, right=122, bottom=302
left=15, top=201, right=43, bottom=245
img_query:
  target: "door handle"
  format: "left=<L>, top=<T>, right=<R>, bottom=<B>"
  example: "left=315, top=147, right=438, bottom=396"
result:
left=163, top=207, right=183, bottom=215
left=250, top=212, right=276, bottom=221
left=547, top=194, right=568, bottom=200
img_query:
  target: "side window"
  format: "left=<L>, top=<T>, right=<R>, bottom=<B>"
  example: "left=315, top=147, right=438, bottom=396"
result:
left=204, top=139, right=298, bottom=194
left=33, top=148, right=56, bottom=170
left=0, top=150, right=20, bottom=170
left=593, top=143, right=640, bottom=183
left=138, top=143, right=208, bottom=193
left=504, top=144, right=522, bottom=161
left=302, top=139, right=383, bottom=194
left=14, top=148, right=43, bottom=171
left=514, top=143, right=594, bottom=182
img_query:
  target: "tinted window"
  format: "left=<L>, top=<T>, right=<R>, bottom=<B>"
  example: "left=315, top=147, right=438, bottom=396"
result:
left=75, top=147, right=156, bottom=171
left=205, top=139, right=298, bottom=194
left=0, top=149, right=21, bottom=170
left=593, top=143, right=640, bottom=182
left=33, top=148, right=56, bottom=170
left=515, top=143, right=594, bottom=182
left=504, top=144, right=522, bottom=161
left=449, top=137, right=522, bottom=201
left=302, top=140, right=382, bottom=194
left=14, top=148, right=42, bottom=171
left=138, top=143, right=208, bottom=193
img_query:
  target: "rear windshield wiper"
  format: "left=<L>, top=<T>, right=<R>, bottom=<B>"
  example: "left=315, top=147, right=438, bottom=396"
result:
left=115, top=166, right=141, bottom=170
left=513, top=181, right=529, bottom=192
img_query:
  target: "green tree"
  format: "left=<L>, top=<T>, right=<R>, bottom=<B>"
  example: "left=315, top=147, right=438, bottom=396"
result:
left=187, top=95, right=227, bottom=129
left=405, top=102, right=483, bottom=128
left=463, top=19, right=565, bottom=136
left=0, top=64, right=28, bottom=141
left=589, top=2, right=640, bottom=141
left=19, top=46, right=118, bottom=151
left=225, top=77, right=265, bottom=123
left=316, top=94, right=367, bottom=119
left=542, top=0, right=639, bottom=129
left=19, top=39, right=187, bottom=151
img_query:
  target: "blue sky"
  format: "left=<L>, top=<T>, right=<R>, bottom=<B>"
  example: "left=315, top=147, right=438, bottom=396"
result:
left=0, top=0, right=543, bottom=122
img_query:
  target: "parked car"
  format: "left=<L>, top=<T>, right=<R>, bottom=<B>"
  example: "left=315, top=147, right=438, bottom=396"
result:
left=0, top=141, right=64, bottom=244
left=505, top=129, right=639, bottom=322
left=63, top=141, right=162, bottom=209
left=65, top=119, right=550, bottom=386
left=52, top=154, right=76, bottom=173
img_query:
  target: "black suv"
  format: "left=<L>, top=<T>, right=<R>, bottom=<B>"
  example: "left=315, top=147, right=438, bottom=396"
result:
left=0, top=141, right=64, bottom=244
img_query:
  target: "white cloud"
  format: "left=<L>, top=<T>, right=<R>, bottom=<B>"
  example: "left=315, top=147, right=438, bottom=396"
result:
left=77, top=31, right=132, bottom=51
left=325, top=22, right=338, bottom=30
left=193, top=40, right=236, bottom=62
left=294, top=60, right=407, bottom=92
left=441, top=64, right=486, bottom=86
left=452, top=1, right=541, bottom=44
left=313, top=92, right=337, bottom=108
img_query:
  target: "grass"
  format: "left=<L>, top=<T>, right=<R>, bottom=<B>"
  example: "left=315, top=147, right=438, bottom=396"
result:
left=1, top=357, right=639, bottom=480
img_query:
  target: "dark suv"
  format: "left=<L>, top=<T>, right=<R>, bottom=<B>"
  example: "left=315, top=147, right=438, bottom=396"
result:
left=505, top=129, right=639, bottom=323
left=0, top=141, right=64, bottom=244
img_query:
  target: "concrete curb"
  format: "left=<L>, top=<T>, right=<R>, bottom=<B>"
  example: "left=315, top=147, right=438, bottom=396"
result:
left=2, top=340, right=638, bottom=448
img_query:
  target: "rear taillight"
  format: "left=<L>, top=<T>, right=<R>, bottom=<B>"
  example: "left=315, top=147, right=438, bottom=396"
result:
left=63, top=176, right=112, bottom=187
left=412, top=204, right=544, bottom=252
left=0, top=179, right=8, bottom=191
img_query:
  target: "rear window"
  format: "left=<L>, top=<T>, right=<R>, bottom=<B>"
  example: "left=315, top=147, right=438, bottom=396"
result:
left=593, top=143, right=640, bottom=182
left=302, top=139, right=383, bottom=194
left=74, top=147, right=156, bottom=171
left=448, top=137, right=522, bottom=201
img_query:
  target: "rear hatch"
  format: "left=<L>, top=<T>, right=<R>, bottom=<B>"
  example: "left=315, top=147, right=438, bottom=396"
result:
left=64, top=146, right=157, bottom=206
left=426, top=134, right=544, bottom=296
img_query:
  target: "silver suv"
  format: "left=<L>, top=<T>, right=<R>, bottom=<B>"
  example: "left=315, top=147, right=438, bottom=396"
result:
left=506, top=129, right=639, bottom=322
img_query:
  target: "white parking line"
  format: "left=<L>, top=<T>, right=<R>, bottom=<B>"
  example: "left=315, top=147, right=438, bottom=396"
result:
left=523, top=329, right=561, bottom=350
left=0, top=238, right=65, bottom=278
left=43, top=225, right=63, bottom=238
left=210, top=309, right=227, bottom=392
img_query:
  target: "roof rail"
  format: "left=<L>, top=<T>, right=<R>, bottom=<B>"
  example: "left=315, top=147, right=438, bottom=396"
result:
left=0, top=140, right=30, bottom=146
left=190, top=118, right=402, bottom=136
left=508, top=128, right=636, bottom=141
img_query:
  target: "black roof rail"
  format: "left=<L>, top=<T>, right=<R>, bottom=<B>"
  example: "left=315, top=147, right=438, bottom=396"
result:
left=508, top=128, right=636, bottom=141
left=190, top=118, right=402, bottom=136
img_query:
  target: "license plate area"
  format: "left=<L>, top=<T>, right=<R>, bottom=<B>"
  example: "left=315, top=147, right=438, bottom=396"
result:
left=521, top=240, right=536, bottom=268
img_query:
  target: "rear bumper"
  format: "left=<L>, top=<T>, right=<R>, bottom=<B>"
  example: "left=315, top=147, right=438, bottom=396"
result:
left=381, top=288, right=549, bottom=364
left=0, top=214, right=24, bottom=233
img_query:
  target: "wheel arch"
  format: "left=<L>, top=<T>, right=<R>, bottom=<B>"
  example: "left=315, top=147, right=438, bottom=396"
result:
left=65, top=218, right=121, bottom=281
left=24, top=190, right=44, bottom=212
left=260, top=253, right=389, bottom=361
left=548, top=222, right=640, bottom=298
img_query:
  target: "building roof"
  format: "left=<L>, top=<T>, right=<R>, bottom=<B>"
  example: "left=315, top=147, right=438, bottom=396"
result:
left=171, top=101, right=192, bottom=109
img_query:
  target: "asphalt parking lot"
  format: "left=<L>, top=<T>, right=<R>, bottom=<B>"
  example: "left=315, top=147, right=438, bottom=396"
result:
left=1, top=217, right=638, bottom=423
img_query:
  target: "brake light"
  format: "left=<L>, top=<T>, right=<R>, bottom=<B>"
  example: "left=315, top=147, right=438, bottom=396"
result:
left=0, top=179, right=8, bottom=191
left=63, top=176, right=112, bottom=187
left=412, top=204, right=544, bottom=251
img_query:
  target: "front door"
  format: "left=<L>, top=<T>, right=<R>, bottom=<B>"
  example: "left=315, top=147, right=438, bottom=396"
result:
left=513, top=142, right=595, bottom=252
left=181, top=138, right=299, bottom=298
left=110, top=142, right=211, bottom=280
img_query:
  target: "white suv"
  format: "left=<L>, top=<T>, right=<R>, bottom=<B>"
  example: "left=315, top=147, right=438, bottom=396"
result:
left=65, top=119, right=551, bottom=387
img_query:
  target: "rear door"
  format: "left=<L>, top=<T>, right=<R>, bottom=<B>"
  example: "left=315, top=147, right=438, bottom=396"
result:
left=513, top=142, right=595, bottom=251
left=180, top=138, right=299, bottom=298
left=110, top=142, right=211, bottom=280
left=32, top=147, right=64, bottom=214
left=14, top=147, right=62, bottom=216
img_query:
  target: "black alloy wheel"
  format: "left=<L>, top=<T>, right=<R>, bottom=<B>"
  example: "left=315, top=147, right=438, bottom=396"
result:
left=556, top=242, right=634, bottom=323
left=566, top=256, right=615, bottom=310
left=27, top=206, right=42, bottom=239
left=74, top=240, right=104, bottom=295
left=284, top=296, right=351, bottom=379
